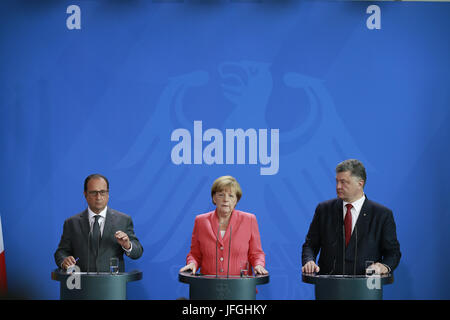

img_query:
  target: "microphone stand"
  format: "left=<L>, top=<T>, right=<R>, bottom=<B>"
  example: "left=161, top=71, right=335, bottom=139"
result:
left=328, top=224, right=341, bottom=276
left=354, top=225, right=358, bottom=276
left=87, top=224, right=91, bottom=274
left=227, top=226, right=232, bottom=279
left=216, top=223, right=220, bottom=278
left=342, top=225, right=346, bottom=275
left=327, top=259, right=336, bottom=275
left=96, top=225, right=100, bottom=275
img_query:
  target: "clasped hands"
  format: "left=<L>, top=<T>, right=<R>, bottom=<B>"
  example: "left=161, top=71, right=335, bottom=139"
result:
left=179, top=263, right=269, bottom=275
left=301, top=260, right=389, bottom=275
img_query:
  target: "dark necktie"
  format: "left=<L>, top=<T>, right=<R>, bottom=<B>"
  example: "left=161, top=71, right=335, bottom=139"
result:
left=344, top=204, right=352, bottom=247
left=91, top=215, right=101, bottom=257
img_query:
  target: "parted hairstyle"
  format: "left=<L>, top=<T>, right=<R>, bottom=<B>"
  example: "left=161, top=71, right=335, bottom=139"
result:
left=211, top=176, right=242, bottom=205
left=336, top=159, right=367, bottom=187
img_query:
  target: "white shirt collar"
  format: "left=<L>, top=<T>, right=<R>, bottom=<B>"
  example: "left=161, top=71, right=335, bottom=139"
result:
left=343, top=194, right=366, bottom=213
left=343, top=194, right=365, bottom=232
left=88, top=206, right=108, bottom=221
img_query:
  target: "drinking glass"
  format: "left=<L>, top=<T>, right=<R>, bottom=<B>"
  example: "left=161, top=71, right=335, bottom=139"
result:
left=240, top=261, right=249, bottom=277
left=110, top=257, right=119, bottom=274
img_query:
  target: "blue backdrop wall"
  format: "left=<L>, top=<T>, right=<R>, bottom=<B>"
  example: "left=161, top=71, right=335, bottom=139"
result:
left=1, top=0, right=450, bottom=299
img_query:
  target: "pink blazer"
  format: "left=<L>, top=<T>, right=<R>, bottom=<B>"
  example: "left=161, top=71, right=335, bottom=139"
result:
left=186, top=209, right=265, bottom=276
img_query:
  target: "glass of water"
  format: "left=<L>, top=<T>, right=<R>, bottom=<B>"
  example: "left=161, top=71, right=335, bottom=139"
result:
left=240, top=261, right=249, bottom=278
left=110, top=257, right=119, bottom=274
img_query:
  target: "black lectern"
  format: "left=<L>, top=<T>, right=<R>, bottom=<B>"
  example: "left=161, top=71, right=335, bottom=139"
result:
left=179, top=271, right=269, bottom=300
left=302, top=273, right=394, bottom=300
left=51, top=269, right=142, bottom=300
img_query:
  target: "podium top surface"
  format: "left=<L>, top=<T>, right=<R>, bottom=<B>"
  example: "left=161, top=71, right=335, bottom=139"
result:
left=51, top=269, right=143, bottom=282
left=302, top=273, right=394, bottom=285
left=179, top=271, right=269, bottom=285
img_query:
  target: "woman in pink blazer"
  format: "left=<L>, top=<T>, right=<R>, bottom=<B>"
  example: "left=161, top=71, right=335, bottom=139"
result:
left=180, top=176, right=268, bottom=276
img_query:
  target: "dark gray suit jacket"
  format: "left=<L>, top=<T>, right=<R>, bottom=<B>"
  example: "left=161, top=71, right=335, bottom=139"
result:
left=54, top=208, right=143, bottom=272
left=302, top=197, right=401, bottom=275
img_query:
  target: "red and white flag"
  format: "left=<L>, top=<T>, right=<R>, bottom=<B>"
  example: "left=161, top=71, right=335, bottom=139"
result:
left=0, top=215, right=7, bottom=295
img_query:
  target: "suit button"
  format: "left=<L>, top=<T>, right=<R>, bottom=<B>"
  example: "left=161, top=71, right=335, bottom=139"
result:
left=220, top=257, right=224, bottom=261
left=220, top=247, right=224, bottom=250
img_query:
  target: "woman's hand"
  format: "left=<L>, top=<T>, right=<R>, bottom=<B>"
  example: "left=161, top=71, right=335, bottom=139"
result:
left=254, top=265, right=268, bottom=275
left=180, top=262, right=197, bottom=275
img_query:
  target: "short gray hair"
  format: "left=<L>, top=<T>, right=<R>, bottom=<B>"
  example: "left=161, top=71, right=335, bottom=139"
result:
left=336, top=159, right=366, bottom=186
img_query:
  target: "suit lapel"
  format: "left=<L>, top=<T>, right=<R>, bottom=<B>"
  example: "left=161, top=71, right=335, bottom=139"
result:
left=346, top=197, right=371, bottom=259
left=210, top=209, right=238, bottom=245
left=100, top=208, right=115, bottom=249
left=355, top=197, right=371, bottom=245
left=222, top=210, right=238, bottom=243
left=334, top=199, right=344, bottom=231
left=334, top=199, right=346, bottom=258
left=210, top=210, right=223, bottom=246
left=79, top=209, right=90, bottom=238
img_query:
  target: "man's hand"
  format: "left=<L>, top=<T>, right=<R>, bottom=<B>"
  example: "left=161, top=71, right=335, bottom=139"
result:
left=61, top=256, right=77, bottom=270
left=302, top=260, right=320, bottom=274
left=180, top=263, right=197, bottom=275
left=366, top=262, right=389, bottom=275
left=115, top=230, right=131, bottom=250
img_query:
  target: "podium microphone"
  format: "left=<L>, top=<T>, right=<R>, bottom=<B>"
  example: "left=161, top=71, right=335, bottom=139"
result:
left=327, top=258, right=336, bottom=275
left=329, top=223, right=340, bottom=275
left=227, top=226, right=232, bottom=279
left=87, top=225, right=91, bottom=273
left=342, top=224, right=346, bottom=275
left=96, top=227, right=100, bottom=274
left=216, top=223, right=220, bottom=278
left=354, top=224, right=358, bottom=275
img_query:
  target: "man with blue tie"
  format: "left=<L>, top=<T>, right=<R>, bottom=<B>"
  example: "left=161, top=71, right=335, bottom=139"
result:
left=302, top=159, right=401, bottom=275
left=54, top=174, right=143, bottom=272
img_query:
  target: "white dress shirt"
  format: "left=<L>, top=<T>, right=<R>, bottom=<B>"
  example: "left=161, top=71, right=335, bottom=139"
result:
left=88, top=206, right=107, bottom=236
left=342, top=194, right=366, bottom=234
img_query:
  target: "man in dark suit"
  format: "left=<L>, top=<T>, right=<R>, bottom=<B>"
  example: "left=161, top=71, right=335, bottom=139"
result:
left=302, top=159, right=401, bottom=275
left=54, top=174, right=143, bottom=272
